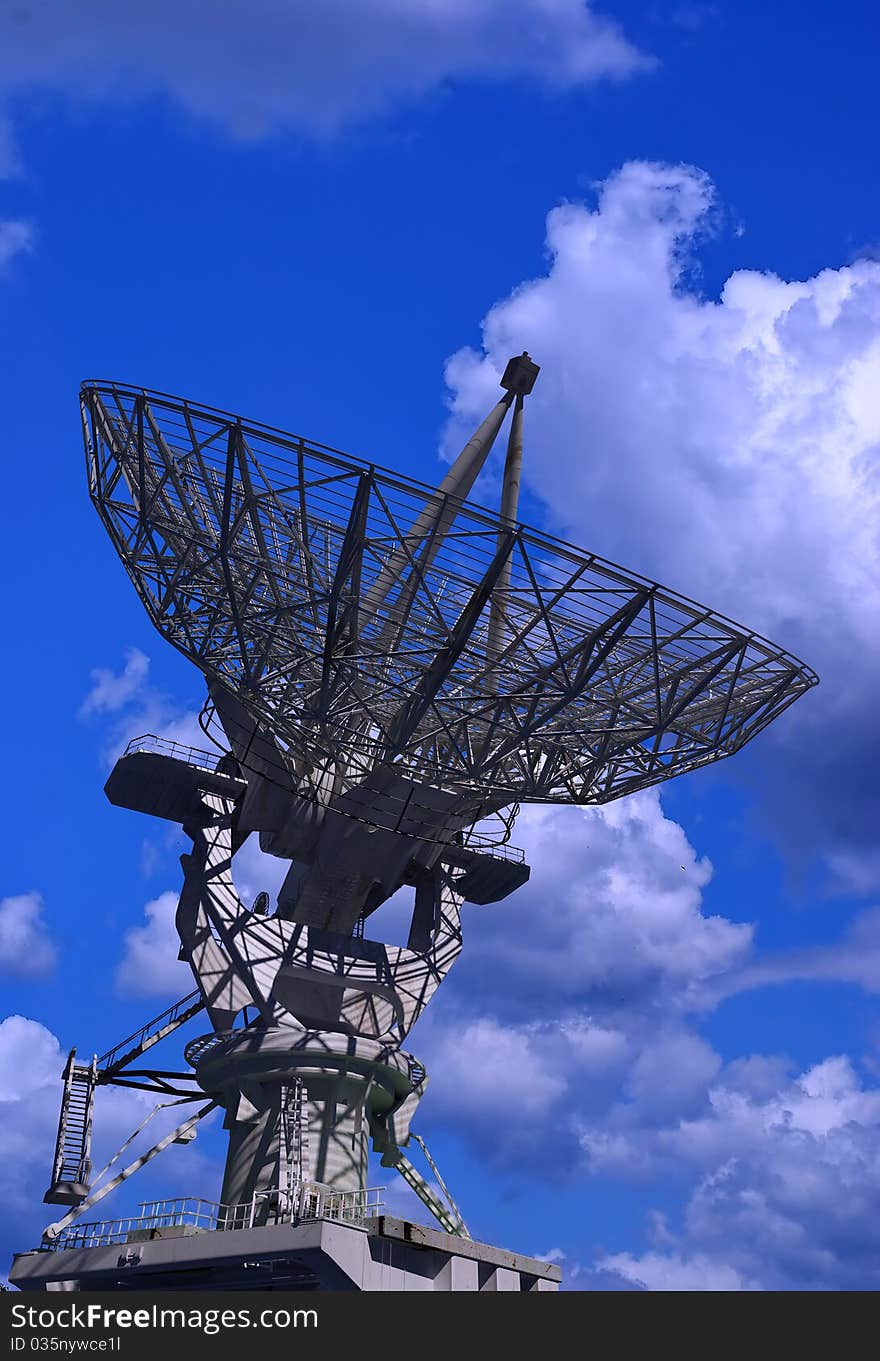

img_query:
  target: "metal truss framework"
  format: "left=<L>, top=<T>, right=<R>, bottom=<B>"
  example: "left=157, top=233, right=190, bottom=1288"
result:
left=82, top=381, right=817, bottom=828
left=23, top=362, right=818, bottom=1283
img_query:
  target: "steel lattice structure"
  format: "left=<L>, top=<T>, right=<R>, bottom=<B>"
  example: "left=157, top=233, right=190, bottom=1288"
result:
left=12, top=357, right=817, bottom=1292
left=83, top=379, right=817, bottom=823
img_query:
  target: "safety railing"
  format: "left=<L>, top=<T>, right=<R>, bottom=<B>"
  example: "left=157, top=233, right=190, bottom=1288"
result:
left=123, top=732, right=525, bottom=864
left=183, top=1032, right=225, bottom=1069
left=122, top=733, right=232, bottom=775
left=98, top=990, right=204, bottom=1075
left=46, top=1184, right=385, bottom=1251
left=47, top=1198, right=222, bottom=1249
left=460, top=827, right=524, bottom=864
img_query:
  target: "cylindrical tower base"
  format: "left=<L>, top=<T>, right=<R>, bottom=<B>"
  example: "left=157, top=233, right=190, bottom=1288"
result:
left=191, top=1027, right=420, bottom=1214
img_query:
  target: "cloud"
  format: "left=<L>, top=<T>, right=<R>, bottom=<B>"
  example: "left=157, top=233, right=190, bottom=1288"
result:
left=447, top=794, right=749, bottom=1020
left=398, top=787, right=880, bottom=1287
left=115, top=890, right=190, bottom=998
left=409, top=793, right=747, bottom=1168
left=417, top=1009, right=636, bottom=1174
left=230, top=834, right=291, bottom=910
left=442, top=160, right=880, bottom=891
left=624, top=1030, right=720, bottom=1121
left=0, top=218, right=31, bottom=270
left=424, top=1016, right=569, bottom=1122
left=598, top=1250, right=760, bottom=1291
left=585, top=1055, right=880, bottom=1290
left=706, top=905, right=880, bottom=1005
left=0, top=117, right=29, bottom=272
left=79, top=647, right=151, bottom=717
left=0, top=2, right=650, bottom=139
left=409, top=793, right=872, bottom=1167
left=0, top=893, right=57, bottom=979
left=78, top=647, right=205, bottom=763
left=0, top=1015, right=72, bottom=1275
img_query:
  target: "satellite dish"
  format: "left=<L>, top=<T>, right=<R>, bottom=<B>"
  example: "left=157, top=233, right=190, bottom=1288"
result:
left=82, top=377, right=816, bottom=821
left=19, top=360, right=817, bottom=1292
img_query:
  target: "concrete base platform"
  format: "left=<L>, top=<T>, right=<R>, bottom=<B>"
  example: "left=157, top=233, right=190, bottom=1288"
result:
left=9, top=1216, right=561, bottom=1292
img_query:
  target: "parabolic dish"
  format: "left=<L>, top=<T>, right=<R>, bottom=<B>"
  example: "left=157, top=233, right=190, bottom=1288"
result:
left=82, top=381, right=818, bottom=811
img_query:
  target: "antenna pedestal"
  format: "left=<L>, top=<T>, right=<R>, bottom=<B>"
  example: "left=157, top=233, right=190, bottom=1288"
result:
left=190, top=1028, right=424, bottom=1208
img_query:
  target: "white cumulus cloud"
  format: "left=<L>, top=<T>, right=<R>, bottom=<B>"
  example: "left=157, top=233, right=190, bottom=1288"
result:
left=598, top=1250, right=761, bottom=1291
left=115, top=890, right=190, bottom=998
left=443, top=160, right=880, bottom=890
left=0, top=893, right=57, bottom=979
left=579, top=1054, right=880, bottom=1289
left=79, top=648, right=151, bottom=717
left=450, top=794, right=749, bottom=1018
left=407, top=785, right=880, bottom=1287
left=78, top=647, right=205, bottom=765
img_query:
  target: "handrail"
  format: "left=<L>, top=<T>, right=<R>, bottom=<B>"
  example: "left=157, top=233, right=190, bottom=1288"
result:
left=122, top=734, right=526, bottom=864
left=98, top=990, right=205, bottom=1075
left=183, top=1032, right=225, bottom=1069
left=122, top=733, right=236, bottom=776
left=45, top=1185, right=385, bottom=1250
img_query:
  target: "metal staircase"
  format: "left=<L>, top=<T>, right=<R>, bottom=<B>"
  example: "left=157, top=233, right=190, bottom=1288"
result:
left=97, top=989, right=204, bottom=1078
left=44, top=990, right=206, bottom=1207
left=44, top=1051, right=97, bottom=1206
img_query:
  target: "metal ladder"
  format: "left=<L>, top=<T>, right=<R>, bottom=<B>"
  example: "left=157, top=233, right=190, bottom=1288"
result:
left=45, top=1050, right=97, bottom=1205
left=279, top=1078, right=310, bottom=1215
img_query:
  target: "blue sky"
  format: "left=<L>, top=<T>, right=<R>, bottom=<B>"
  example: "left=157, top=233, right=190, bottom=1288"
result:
left=1, top=1, right=878, bottom=1291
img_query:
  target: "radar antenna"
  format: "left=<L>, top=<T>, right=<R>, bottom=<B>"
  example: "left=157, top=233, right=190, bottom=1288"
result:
left=14, top=355, right=816, bottom=1292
